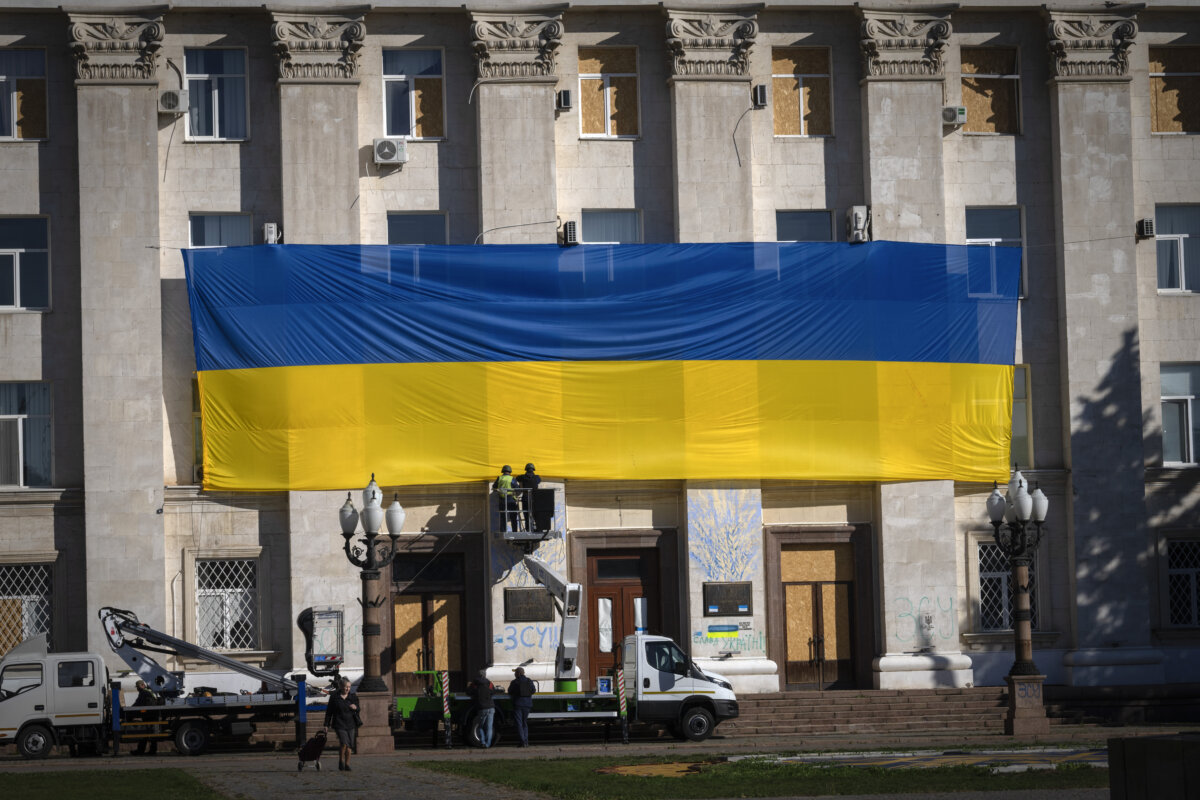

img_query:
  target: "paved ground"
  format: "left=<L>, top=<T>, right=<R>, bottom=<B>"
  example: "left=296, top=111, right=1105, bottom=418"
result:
left=1, top=723, right=1191, bottom=799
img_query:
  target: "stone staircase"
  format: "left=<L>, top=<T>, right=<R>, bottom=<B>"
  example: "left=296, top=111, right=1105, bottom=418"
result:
left=720, top=687, right=1009, bottom=737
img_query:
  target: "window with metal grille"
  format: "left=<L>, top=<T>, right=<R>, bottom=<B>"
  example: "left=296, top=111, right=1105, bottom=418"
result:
left=978, top=541, right=1037, bottom=631
left=0, top=563, right=52, bottom=656
left=1167, top=540, right=1200, bottom=627
left=196, top=559, right=257, bottom=650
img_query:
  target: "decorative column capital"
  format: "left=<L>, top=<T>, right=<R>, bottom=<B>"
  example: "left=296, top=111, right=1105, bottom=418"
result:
left=1044, top=9, right=1138, bottom=82
left=469, top=12, right=564, bottom=82
left=856, top=9, right=953, bottom=81
left=270, top=12, right=366, bottom=83
left=664, top=9, right=758, bottom=81
left=67, top=13, right=164, bottom=84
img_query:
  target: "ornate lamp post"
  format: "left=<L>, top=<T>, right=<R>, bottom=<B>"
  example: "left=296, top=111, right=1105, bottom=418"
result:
left=338, top=474, right=406, bottom=752
left=985, top=468, right=1050, bottom=735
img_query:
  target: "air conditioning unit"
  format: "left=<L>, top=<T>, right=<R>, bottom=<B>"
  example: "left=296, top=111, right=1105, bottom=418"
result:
left=263, top=222, right=281, bottom=245
left=751, top=84, right=768, bottom=109
left=159, top=89, right=189, bottom=115
left=846, top=205, right=871, bottom=244
left=373, top=137, right=408, bottom=166
left=1136, top=218, right=1155, bottom=239
left=941, top=105, right=967, bottom=126
left=555, top=89, right=572, bottom=111
left=561, top=220, right=578, bottom=246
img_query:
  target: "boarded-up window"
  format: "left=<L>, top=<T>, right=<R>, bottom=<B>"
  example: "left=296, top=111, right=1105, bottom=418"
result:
left=1, top=50, right=47, bottom=140
left=1150, top=47, right=1200, bottom=134
left=772, top=48, right=831, bottom=136
left=579, top=47, right=639, bottom=137
left=961, top=48, right=1019, bottom=134
left=384, top=50, right=445, bottom=139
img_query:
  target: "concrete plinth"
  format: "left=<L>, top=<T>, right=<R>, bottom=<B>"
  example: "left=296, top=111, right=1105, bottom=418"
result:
left=1004, top=674, right=1050, bottom=736
left=353, top=692, right=395, bottom=755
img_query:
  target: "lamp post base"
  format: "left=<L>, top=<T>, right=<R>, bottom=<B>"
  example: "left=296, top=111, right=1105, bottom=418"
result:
left=1004, top=674, right=1050, bottom=736
left=354, top=691, right=396, bottom=755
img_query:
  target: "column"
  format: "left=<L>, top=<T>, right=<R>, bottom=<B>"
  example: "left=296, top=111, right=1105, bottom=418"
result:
left=665, top=9, right=758, bottom=242
left=69, top=14, right=167, bottom=655
left=470, top=13, right=563, bottom=244
left=271, top=13, right=364, bottom=244
left=857, top=10, right=972, bottom=688
left=1044, top=9, right=1163, bottom=686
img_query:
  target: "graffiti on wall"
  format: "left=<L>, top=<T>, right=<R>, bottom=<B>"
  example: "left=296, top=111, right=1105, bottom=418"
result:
left=690, top=629, right=765, bottom=655
left=892, top=594, right=957, bottom=648
left=687, top=486, right=763, bottom=583
left=495, top=623, right=561, bottom=651
left=491, top=534, right=567, bottom=589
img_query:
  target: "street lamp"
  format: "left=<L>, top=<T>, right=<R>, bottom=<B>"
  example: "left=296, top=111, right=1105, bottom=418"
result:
left=985, top=467, right=1050, bottom=735
left=339, top=474, right=406, bottom=697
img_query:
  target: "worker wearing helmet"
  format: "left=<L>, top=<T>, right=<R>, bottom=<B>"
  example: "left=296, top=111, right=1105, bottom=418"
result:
left=516, top=463, right=541, bottom=532
left=493, top=465, right=521, bottom=531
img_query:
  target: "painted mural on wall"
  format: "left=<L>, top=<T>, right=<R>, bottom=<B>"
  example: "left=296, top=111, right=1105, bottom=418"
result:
left=687, top=485, right=766, bottom=658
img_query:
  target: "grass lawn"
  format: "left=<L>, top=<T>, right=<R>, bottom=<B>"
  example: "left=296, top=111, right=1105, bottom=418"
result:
left=1, top=769, right=227, bottom=800
left=414, top=755, right=1109, bottom=799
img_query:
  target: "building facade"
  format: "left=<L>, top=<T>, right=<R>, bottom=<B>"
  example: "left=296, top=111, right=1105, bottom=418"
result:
left=1, top=1, right=1198, bottom=696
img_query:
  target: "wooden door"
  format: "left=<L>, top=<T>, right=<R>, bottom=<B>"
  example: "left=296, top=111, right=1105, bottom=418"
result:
left=392, top=592, right=465, bottom=694
left=781, top=543, right=856, bottom=689
left=587, top=549, right=658, bottom=687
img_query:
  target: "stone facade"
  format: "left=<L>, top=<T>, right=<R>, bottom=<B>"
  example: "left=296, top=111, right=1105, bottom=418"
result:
left=0, top=2, right=1197, bottom=699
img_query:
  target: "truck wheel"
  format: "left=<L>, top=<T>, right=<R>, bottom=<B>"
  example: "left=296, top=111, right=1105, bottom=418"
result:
left=464, top=713, right=501, bottom=748
left=174, top=721, right=209, bottom=756
left=17, top=724, right=54, bottom=759
left=679, top=707, right=715, bottom=742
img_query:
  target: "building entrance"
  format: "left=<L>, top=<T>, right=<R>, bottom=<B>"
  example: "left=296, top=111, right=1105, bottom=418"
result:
left=782, top=544, right=855, bottom=689
left=587, top=549, right=658, bottom=687
left=392, top=553, right=466, bottom=694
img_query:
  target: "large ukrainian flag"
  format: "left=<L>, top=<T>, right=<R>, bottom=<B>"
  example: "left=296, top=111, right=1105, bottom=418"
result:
left=182, top=242, right=1020, bottom=491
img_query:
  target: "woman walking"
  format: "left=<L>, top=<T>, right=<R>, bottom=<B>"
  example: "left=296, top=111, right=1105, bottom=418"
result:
left=323, top=677, right=361, bottom=771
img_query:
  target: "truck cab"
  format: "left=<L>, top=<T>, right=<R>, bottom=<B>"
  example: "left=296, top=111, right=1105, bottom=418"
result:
left=624, top=633, right=738, bottom=740
left=0, top=636, right=107, bottom=758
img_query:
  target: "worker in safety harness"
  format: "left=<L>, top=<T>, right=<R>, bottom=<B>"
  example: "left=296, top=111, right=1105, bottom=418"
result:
left=493, top=465, right=522, bottom=531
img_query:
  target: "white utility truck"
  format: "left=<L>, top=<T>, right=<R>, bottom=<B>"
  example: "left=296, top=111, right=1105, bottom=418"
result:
left=0, top=607, right=308, bottom=758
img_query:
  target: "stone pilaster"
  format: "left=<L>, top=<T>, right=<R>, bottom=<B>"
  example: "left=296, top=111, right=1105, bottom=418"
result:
left=68, top=13, right=167, bottom=658
left=665, top=8, right=757, bottom=242
left=1044, top=9, right=1162, bottom=686
left=271, top=13, right=364, bottom=245
left=470, top=12, right=562, bottom=244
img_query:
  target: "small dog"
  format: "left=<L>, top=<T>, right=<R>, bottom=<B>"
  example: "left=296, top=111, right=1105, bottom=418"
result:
left=297, top=728, right=327, bottom=771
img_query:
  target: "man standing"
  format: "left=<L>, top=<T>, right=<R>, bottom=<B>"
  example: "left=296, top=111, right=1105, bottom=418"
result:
left=132, top=680, right=159, bottom=755
left=493, top=465, right=521, bottom=531
left=507, top=666, right=535, bottom=747
left=515, top=463, right=541, bottom=532
left=469, top=670, right=497, bottom=748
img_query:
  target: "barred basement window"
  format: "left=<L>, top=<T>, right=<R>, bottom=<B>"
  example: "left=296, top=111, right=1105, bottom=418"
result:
left=978, top=541, right=1037, bottom=631
left=196, top=559, right=257, bottom=650
left=1167, top=540, right=1200, bottom=627
left=0, top=563, right=52, bottom=656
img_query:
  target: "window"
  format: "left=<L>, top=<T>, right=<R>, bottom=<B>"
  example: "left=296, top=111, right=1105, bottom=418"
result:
left=1150, top=47, right=1200, bottom=134
left=579, top=47, right=639, bottom=137
left=581, top=210, right=640, bottom=244
left=189, top=214, right=252, bottom=248
left=0, top=50, right=46, bottom=140
left=0, top=217, right=50, bottom=310
left=772, top=48, right=831, bottom=136
left=0, top=563, right=52, bottom=656
left=196, top=559, right=257, bottom=650
left=1162, top=363, right=1200, bottom=465
left=383, top=50, right=444, bottom=139
left=388, top=213, right=447, bottom=245
left=966, top=207, right=1024, bottom=297
left=185, top=49, right=247, bottom=140
left=0, top=663, right=42, bottom=700
left=1156, top=205, right=1200, bottom=292
left=0, top=383, right=51, bottom=487
left=977, top=541, right=1038, bottom=631
left=1167, top=540, right=1200, bottom=626
left=961, top=48, right=1019, bottom=134
left=57, top=661, right=94, bottom=688
left=645, top=640, right=689, bottom=674
left=777, top=210, right=834, bottom=242
left=1011, top=365, right=1033, bottom=469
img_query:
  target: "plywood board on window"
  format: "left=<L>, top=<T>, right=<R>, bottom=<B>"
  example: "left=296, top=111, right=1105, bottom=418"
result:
left=773, top=76, right=801, bottom=135
left=609, top=76, right=638, bottom=135
left=784, top=584, right=814, bottom=662
left=963, top=77, right=1018, bottom=133
left=780, top=543, right=854, bottom=582
left=821, top=583, right=852, bottom=659
left=413, top=78, right=444, bottom=138
left=1149, top=46, right=1199, bottom=75
left=803, top=77, right=832, bottom=135
left=773, top=47, right=828, bottom=76
left=393, top=595, right=422, bottom=673
left=431, top=593, right=461, bottom=671
left=0, top=598, right=23, bottom=656
left=1151, top=75, right=1200, bottom=133
left=581, top=77, right=606, bottom=134
left=961, top=48, right=1016, bottom=76
left=579, top=47, right=637, bottom=75
left=15, top=80, right=46, bottom=139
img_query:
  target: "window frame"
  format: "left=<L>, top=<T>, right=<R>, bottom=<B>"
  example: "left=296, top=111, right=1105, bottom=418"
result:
left=771, top=46, right=833, bottom=138
left=0, top=48, right=48, bottom=141
left=188, top=213, right=253, bottom=248
left=182, top=546, right=268, bottom=657
left=775, top=210, right=835, bottom=242
left=1149, top=46, right=1200, bottom=136
left=1162, top=536, right=1200, bottom=629
left=966, top=206, right=1026, bottom=299
left=0, top=382, right=52, bottom=488
left=1155, top=205, right=1199, bottom=294
left=0, top=216, right=51, bottom=312
left=578, top=46, right=641, bottom=140
left=381, top=48, right=446, bottom=141
left=184, top=47, right=249, bottom=142
left=387, top=211, right=449, bottom=245
left=971, top=533, right=1039, bottom=633
left=1161, top=363, right=1198, bottom=467
left=0, top=559, right=54, bottom=656
left=960, top=46, right=1021, bottom=136
left=580, top=209, right=642, bottom=245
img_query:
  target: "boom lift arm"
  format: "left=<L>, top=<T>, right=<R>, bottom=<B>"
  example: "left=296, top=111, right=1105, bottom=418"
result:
left=98, top=607, right=298, bottom=697
left=521, top=555, right=581, bottom=691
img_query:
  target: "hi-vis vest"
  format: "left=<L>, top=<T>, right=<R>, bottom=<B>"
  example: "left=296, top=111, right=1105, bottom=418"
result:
left=496, top=474, right=515, bottom=497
